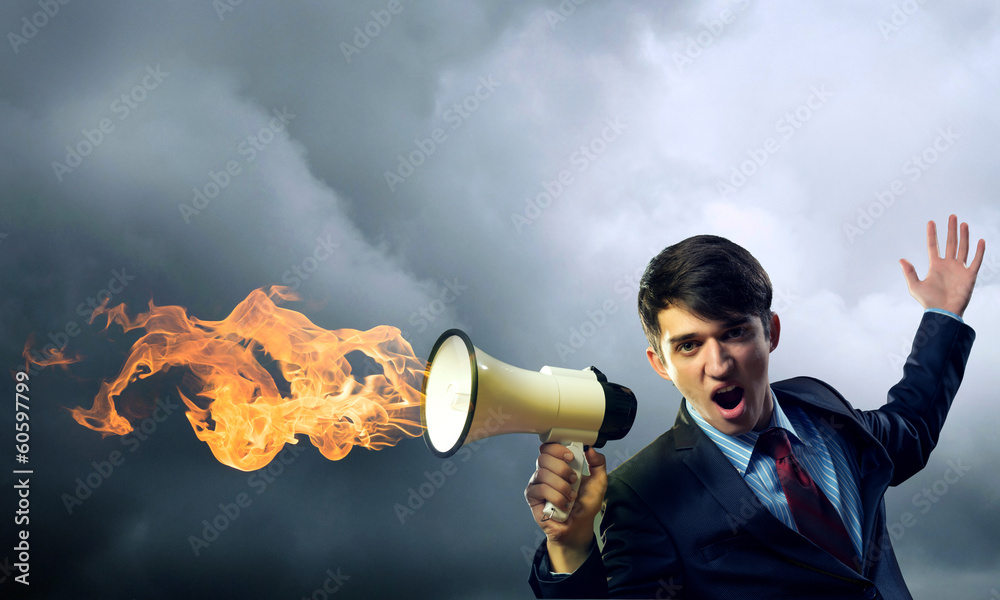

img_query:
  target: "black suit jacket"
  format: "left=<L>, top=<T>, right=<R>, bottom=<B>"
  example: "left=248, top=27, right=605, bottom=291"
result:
left=529, top=312, right=975, bottom=599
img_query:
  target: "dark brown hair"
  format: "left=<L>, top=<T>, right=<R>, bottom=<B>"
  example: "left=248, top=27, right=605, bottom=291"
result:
left=638, top=235, right=772, bottom=361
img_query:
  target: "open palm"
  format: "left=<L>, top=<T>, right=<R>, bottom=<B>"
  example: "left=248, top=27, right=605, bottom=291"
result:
left=900, top=215, right=986, bottom=318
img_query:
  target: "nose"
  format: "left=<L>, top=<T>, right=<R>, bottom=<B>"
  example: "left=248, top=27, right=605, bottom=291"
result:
left=703, top=338, right=733, bottom=379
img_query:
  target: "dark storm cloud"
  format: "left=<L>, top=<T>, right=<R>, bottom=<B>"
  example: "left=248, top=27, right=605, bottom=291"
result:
left=2, top=1, right=999, bottom=598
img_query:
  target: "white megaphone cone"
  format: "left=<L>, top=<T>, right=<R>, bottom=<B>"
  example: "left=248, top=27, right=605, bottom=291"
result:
left=421, top=329, right=637, bottom=522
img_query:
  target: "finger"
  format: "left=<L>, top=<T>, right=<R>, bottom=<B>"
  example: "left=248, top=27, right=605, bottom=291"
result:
left=958, top=221, right=970, bottom=265
left=525, top=481, right=574, bottom=513
left=945, top=214, right=958, bottom=260
left=537, top=453, right=579, bottom=484
left=539, top=442, right=574, bottom=463
left=576, top=455, right=608, bottom=504
left=525, top=471, right=576, bottom=508
left=926, top=220, right=940, bottom=261
left=525, top=485, right=574, bottom=520
left=899, top=258, right=920, bottom=288
left=524, top=482, right=575, bottom=513
left=969, top=238, right=987, bottom=276
left=531, top=457, right=580, bottom=496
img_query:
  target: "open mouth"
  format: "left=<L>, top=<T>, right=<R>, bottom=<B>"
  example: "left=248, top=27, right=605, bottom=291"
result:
left=713, top=384, right=744, bottom=410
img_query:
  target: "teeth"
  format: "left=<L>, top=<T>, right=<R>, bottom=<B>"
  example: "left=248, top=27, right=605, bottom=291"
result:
left=716, top=385, right=737, bottom=395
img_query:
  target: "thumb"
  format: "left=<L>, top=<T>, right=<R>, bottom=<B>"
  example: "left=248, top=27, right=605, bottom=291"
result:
left=899, top=258, right=920, bottom=289
left=577, top=448, right=608, bottom=507
left=584, top=447, right=607, bottom=475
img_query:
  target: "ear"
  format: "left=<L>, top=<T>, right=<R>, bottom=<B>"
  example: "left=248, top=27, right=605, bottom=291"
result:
left=768, top=312, right=781, bottom=352
left=646, top=346, right=672, bottom=382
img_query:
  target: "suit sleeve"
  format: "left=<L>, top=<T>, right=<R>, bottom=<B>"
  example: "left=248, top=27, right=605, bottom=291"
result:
left=528, top=539, right=607, bottom=599
left=528, top=476, right=683, bottom=599
left=857, top=311, right=975, bottom=485
left=602, top=477, right=684, bottom=598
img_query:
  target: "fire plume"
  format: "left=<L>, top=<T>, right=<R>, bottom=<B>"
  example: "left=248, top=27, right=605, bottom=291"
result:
left=29, top=287, right=424, bottom=471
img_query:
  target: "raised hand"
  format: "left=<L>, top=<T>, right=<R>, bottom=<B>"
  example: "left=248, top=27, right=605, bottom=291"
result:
left=900, top=214, right=986, bottom=317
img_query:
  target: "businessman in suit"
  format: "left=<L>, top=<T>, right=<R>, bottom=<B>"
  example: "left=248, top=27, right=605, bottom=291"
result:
left=524, top=215, right=986, bottom=599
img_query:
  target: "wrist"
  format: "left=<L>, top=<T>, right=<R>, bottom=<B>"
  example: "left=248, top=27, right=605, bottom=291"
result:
left=546, top=536, right=594, bottom=573
left=924, top=307, right=965, bottom=322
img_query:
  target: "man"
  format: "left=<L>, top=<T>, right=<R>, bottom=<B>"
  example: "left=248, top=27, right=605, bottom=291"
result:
left=525, top=215, right=985, bottom=599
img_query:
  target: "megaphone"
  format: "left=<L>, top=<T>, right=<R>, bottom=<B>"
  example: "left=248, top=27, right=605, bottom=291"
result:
left=421, top=329, right=637, bottom=522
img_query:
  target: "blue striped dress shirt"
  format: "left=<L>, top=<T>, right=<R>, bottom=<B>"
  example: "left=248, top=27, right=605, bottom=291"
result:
left=686, top=392, right=864, bottom=559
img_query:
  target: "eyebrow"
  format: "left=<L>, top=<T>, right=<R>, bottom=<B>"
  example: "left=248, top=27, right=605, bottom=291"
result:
left=666, top=316, right=752, bottom=346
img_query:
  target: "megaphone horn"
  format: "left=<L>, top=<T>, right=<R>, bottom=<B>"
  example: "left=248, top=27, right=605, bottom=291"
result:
left=420, top=329, right=637, bottom=522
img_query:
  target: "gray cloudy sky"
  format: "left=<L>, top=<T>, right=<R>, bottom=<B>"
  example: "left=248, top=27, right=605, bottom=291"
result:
left=2, top=1, right=999, bottom=598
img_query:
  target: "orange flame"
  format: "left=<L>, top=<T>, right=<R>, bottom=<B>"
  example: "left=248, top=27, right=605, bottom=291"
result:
left=27, top=286, right=424, bottom=471
left=23, top=341, right=80, bottom=371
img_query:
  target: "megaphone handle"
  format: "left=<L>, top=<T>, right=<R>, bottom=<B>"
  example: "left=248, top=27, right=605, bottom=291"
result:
left=542, top=441, right=590, bottom=523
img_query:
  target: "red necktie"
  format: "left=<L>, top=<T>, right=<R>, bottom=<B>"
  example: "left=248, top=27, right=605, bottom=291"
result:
left=757, top=428, right=859, bottom=571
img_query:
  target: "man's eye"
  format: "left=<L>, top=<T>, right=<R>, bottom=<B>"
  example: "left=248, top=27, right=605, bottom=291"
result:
left=726, top=327, right=746, bottom=338
left=678, top=342, right=696, bottom=353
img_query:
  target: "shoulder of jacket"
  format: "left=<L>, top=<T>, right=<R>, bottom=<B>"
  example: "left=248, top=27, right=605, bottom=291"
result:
left=607, top=427, right=688, bottom=492
left=773, top=376, right=855, bottom=411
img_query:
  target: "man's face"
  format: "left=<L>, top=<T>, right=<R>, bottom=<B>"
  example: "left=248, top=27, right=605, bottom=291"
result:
left=646, top=305, right=779, bottom=436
